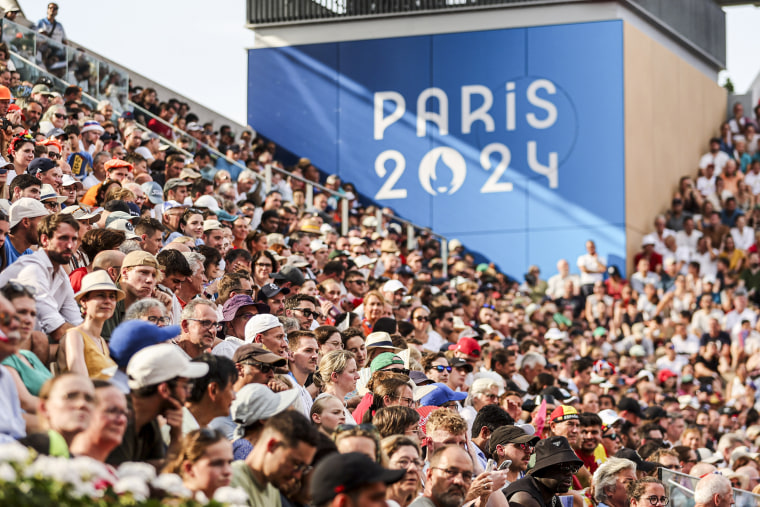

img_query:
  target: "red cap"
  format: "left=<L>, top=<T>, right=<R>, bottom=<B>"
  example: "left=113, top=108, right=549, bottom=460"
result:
left=0, top=86, right=11, bottom=101
left=658, top=369, right=677, bottom=384
left=449, top=336, right=481, bottom=359
left=104, top=158, right=134, bottom=173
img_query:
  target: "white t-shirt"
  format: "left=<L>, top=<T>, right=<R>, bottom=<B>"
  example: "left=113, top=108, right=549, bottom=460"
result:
left=698, top=151, right=730, bottom=174
left=676, top=229, right=702, bottom=254
left=577, top=254, right=606, bottom=285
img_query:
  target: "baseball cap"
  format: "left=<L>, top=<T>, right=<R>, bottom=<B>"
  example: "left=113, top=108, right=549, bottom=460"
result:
left=270, top=265, right=305, bottom=287
left=161, top=200, right=187, bottom=214
left=643, top=406, right=668, bottom=420
left=61, top=174, right=83, bottom=189
left=311, top=452, right=405, bottom=506
left=449, top=357, right=473, bottom=373
left=126, top=342, right=208, bottom=389
left=489, top=426, right=540, bottom=455
left=370, top=352, right=405, bottom=373
left=449, top=337, right=481, bottom=359
left=309, top=239, right=328, bottom=253
left=109, top=321, right=181, bottom=369
left=599, top=409, right=623, bottom=430
left=195, top=195, right=220, bottom=212
left=109, top=219, right=139, bottom=240
left=165, top=178, right=191, bottom=192
left=105, top=211, right=136, bottom=227
left=614, top=448, right=658, bottom=472
left=9, top=197, right=49, bottom=228
left=244, top=314, right=283, bottom=343
left=104, top=158, right=133, bottom=173
left=60, top=204, right=100, bottom=223
left=257, top=282, right=290, bottom=301
left=231, top=383, right=299, bottom=435
left=122, top=251, right=161, bottom=270
left=545, top=328, right=568, bottom=341
left=27, top=157, right=57, bottom=177
left=418, top=382, right=467, bottom=407
left=81, top=121, right=104, bottom=135
left=221, top=295, right=269, bottom=322
left=232, top=344, right=287, bottom=367
left=550, top=405, right=580, bottom=423
left=396, top=265, right=414, bottom=277
left=141, top=182, right=163, bottom=205
left=140, top=131, right=159, bottom=142
left=203, top=219, right=223, bottom=232
left=617, top=397, right=644, bottom=418
left=382, top=279, right=407, bottom=294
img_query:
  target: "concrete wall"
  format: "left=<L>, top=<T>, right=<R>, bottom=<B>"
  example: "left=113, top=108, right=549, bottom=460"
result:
left=624, top=21, right=726, bottom=270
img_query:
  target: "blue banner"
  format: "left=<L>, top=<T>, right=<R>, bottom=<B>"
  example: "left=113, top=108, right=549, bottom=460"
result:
left=249, top=20, right=626, bottom=276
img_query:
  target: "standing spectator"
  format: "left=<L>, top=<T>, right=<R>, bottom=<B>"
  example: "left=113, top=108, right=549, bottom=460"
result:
left=577, top=240, right=606, bottom=297
left=36, top=3, right=67, bottom=44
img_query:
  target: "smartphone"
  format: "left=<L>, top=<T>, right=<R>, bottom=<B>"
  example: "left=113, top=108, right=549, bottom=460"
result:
left=498, top=460, right=512, bottom=471
left=485, top=459, right=496, bottom=473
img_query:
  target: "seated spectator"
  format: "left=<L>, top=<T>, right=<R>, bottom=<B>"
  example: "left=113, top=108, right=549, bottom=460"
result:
left=183, top=353, right=237, bottom=433
left=334, top=422, right=383, bottom=463
left=311, top=393, right=347, bottom=437
left=164, top=428, right=234, bottom=500
left=212, top=295, right=269, bottom=359
left=68, top=380, right=128, bottom=463
left=61, top=271, right=123, bottom=379
left=381, top=435, right=423, bottom=507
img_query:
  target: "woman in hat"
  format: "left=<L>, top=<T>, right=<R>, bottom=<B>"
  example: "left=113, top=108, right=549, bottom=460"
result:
left=61, top=270, right=124, bottom=380
left=315, top=350, right=360, bottom=424
left=164, top=428, right=233, bottom=501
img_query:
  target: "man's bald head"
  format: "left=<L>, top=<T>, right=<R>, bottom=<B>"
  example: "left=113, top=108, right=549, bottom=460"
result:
left=92, top=250, right=126, bottom=282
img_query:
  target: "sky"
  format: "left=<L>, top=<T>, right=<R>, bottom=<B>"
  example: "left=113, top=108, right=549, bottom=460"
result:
left=15, top=1, right=760, bottom=127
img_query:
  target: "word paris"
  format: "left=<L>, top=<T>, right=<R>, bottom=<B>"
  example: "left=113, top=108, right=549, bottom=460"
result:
left=372, top=79, right=561, bottom=199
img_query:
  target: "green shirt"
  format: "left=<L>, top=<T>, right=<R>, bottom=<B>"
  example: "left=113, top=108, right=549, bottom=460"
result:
left=231, top=460, right=282, bottom=507
left=2, top=350, right=53, bottom=396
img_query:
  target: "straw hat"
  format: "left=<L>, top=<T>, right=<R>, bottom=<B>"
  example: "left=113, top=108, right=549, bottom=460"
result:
left=74, top=270, right=125, bottom=302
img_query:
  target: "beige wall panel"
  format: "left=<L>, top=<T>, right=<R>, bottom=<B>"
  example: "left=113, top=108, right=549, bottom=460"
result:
left=624, top=22, right=726, bottom=272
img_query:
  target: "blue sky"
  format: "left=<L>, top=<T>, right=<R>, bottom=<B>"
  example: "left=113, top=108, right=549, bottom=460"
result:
left=16, top=1, right=760, bottom=127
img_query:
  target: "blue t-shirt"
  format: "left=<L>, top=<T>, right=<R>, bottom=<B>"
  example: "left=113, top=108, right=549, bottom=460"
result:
left=5, top=240, right=31, bottom=267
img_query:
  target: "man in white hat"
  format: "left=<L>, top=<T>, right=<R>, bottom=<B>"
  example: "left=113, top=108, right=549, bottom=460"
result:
left=107, top=342, right=209, bottom=466
left=245, top=314, right=288, bottom=358
left=4, top=197, right=48, bottom=267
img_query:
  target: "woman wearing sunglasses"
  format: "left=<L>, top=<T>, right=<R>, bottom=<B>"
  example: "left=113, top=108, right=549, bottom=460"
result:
left=410, top=306, right=438, bottom=350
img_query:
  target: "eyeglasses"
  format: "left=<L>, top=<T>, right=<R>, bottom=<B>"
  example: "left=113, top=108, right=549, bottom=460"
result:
left=432, top=365, right=452, bottom=373
left=294, top=308, right=321, bottom=319
left=186, top=318, right=219, bottom=329
left=394, top=458, right=423, bottom=469
left=241, top=361, right=275, bottom=374
left=432, top=467, right=474, bottom=482
left=480, top=393, right=499, bottom=401
left=390, top=394, right=416, bottom=407
left=638, top=496, right=669, bottom=506
left=145, top=315, right=170, bottom=326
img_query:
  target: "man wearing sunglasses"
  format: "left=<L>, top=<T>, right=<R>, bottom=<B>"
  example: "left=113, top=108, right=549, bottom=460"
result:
left=490, top=425, right=540, bottom=486
left=284, top=293, right=319, bottom=330
left=505, top=436, right=583, bottom=507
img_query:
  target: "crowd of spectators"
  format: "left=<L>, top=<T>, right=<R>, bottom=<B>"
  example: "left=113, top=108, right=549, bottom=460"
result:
left=0, top=3, right=760, bottom=507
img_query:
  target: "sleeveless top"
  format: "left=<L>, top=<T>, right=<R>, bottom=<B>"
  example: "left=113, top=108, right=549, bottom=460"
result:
left=2, top=349, right=52, bottom=395
left=504, top=475, right=552, bottom=507
left=79, top=328, right=117, bottom=380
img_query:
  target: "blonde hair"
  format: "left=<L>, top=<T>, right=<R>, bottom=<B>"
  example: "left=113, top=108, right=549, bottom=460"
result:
left=315, top=350, right=356, bottom=389
left=426, top=408, right=467, bottom=436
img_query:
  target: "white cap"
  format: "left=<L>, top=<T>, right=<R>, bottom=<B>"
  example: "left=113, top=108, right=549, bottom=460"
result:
left=9, top=197, right=49, bottom=228
left=244, top=314, right=283, bottom=343
left=231, top=384, right=299, bottom=438
left=544, top=328, right=567, bottom=341
left=353, top=255, right=376, bottom=268
left=449, top=239, right=463, bottom=250
left=203, top=219, right=223, bottom=232
left=126, top=343, right=209, bottom=390
left=348, top=237, right=365, bottom=246
left=310, top=239, right=328, bottom=253
left=382, top=279, right=407, bottom=294
left=110, top=218, right=139, bottom=239
left=61, top=174, right=83, bottom=188
left=194, top=195, right=220, bottom=212
left=599, top=409, right=622, bottom=429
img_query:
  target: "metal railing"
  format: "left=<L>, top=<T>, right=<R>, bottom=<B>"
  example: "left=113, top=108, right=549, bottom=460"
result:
left=4, top=20, right=451, bottom=270
left=247, top=0, right=573, bottom=25
left=0, top=19, right=129, bottom=111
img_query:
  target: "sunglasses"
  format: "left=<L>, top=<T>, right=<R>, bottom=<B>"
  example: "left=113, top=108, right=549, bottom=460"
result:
left=414, top=316, right=429, bottom=322
left=603, top=433, right=620, bottom=441
left=336, top=423, right=377, bottom=433
left=432, top=365, right=452, bottom=373
left=295, top=308, right=321, bottom=319
left=48, top=152, right=61, bottom=160
left=241, top=361, right=275, bottom=374
left=386, top=367, right=411, bottom=376
left=54, top=113, right=65, bottom=119
left=512, top=442, right=534, bottom=453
